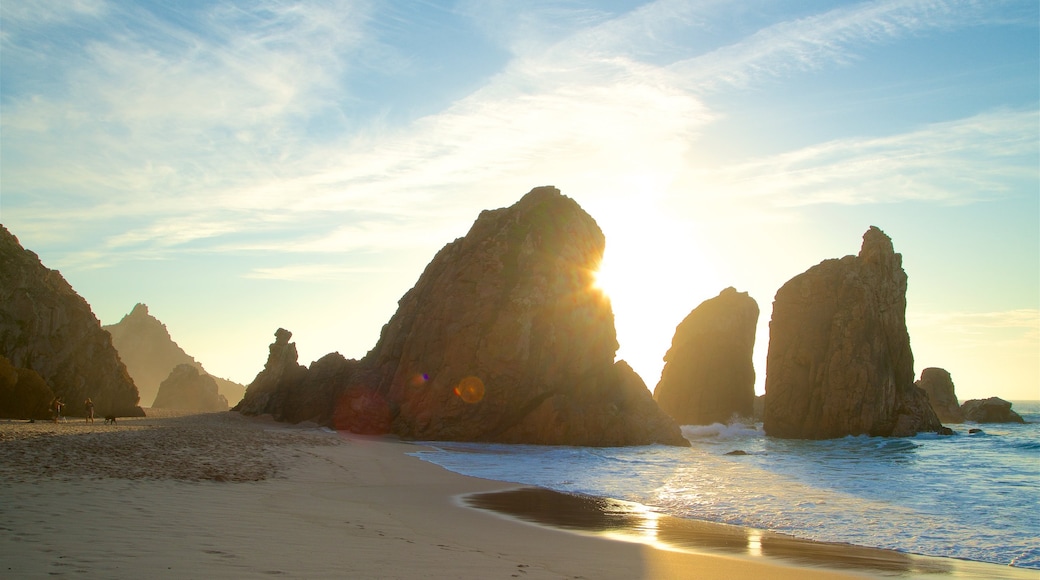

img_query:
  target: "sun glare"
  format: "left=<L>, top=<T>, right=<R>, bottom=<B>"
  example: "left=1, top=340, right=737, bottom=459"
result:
left=587, top=201, right=724, bottom=391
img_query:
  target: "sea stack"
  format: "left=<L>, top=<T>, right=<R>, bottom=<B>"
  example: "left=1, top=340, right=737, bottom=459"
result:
left=152, top=364, right=229, bottom=412
left=357, top=186, right=686, bottom=446
left=0, top=225, right=143, bottom=418
left=961, top=397, right=1025, bottom=424
left=915, top=367, right=964, bottom=423
left=653, top=287, right=759, bottom=425
left=763, top=227, right=941, bottom=438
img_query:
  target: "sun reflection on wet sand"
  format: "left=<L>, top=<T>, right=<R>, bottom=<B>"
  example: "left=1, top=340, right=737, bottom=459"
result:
left=462, top=487, right=1037, bottom=580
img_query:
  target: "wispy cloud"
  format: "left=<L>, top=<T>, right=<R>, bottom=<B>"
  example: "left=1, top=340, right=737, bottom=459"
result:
left=672, top=0, right=1022, bottom=92
left=1, top=0, right=1033, bottom=269
left=694, top=108, right=1038, bottom=206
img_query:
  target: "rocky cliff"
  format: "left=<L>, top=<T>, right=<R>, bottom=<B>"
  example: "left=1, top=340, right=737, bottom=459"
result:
left=233, top=187, right=687, bottom=446
left=915, top=367, right=964, bottom=423
left=0, top=226, right=143, bottom=418
left=653, top=287, right=759, bottom=425
left=104, top=303, right=246, bottom=406
left=961, top=397, right=1025, bottom=424
left=152, top=363, right=229, bottom=412
left=763, top=227, right=941, bottom=439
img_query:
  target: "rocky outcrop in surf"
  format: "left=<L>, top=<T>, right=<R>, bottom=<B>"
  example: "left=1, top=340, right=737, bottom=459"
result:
left=234, top=187, right=687, bottom=446
left=763, top=227, right=942, bottom=439
left=653, top=287, right=759, bottom=426
left=0, top=226, right=143, bottom=418
left=152, top=364, right=229, bottom=412
left=105, top=303, right=246, bottom=406
left=915, top=367, right=964, bottom=423
left=961, top=397, right=1025, bottom=424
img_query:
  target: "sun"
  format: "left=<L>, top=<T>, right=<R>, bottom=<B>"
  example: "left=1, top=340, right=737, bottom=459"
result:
left=586, top=207, right=724, bottom=392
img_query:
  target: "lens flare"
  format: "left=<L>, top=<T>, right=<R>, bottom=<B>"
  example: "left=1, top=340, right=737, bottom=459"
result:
left=408, top=372, right=430, bottom=387
left=454, top=376, right=485, bottom=404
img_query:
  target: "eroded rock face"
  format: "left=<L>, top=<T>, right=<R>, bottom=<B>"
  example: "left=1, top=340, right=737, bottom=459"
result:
left=233, top=329, right=309, bottom=418
left=360, top=186, right=686, bottom=446
left=653, top=287, right=759, bottom=426
left=0, top=226, right=143, bottom=418
left=763, top=227, right=942, bottom=439
left=152, top=364, right=229, bottom=412
left=234, top=188, right=687, bottom=446
left=105, top=304, right=246, bottom=407
left=916, top=367, right=965, bottom=423
left=961, top=397, right=1025, bottom=424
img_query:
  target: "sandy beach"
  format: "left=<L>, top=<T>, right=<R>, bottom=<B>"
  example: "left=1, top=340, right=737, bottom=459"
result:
left=0, top=412, right=1032, bottom=579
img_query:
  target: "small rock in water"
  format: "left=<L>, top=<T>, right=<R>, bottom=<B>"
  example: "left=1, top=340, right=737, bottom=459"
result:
left=936, top=426, right=955, bottom=436
left=968, top=428, right=983, bottom=434
left=724, top=450, right=749, bottom=456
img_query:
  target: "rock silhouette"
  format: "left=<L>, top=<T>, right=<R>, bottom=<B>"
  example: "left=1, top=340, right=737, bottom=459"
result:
left=0, top=226, right=143, bottom=418
left=915, top=367, right=964, bottom=423
left=152, top=364, right=229, bottom=412
left=235, top=187, right=687, bottom=446
left=105, top=303, right=246, bottom=406
left=653, top=287, right=759, bottom=426
left=234, top=328, right=309, bottom=417
left=763, top=227, right=941, bottom=439
left=961, top=397, right=1025, bottom=424
left=361, top=187, right=685, bottom=446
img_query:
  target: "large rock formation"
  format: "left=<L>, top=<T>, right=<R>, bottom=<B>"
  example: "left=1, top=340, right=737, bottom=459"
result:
left=152, top=364, right=229, bottom=412
left=234, top=187, right=687, bottom=446
left=653, top=287, right=759, bottom=425
left=358, top=186, right=685, bottom=446
left=961, top=397, right=1025, bottom=424
left=0, top=226, right=143, bottom=418
left=915, top=367, right=964, bottom=423
left=763, top=227, right=942, bottom=439
left=104, top=303, right=246, bottom=406
left=234, top=328, right=309, bottom=417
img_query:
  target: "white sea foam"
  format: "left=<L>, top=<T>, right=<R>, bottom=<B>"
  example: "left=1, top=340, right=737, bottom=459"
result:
left=413, top=401, right=1040, bottom=569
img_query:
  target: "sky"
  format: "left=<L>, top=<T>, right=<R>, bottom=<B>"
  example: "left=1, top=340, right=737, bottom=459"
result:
left=1, top=0, right=1037, bottom=402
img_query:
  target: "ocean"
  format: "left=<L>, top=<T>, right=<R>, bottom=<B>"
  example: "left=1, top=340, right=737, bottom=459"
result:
left=411, top=401, right=1040, bottom=572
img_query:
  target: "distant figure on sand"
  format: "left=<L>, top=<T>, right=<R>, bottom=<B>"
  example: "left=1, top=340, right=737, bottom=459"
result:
left=85, top=398, right=95, bottom=423
left=52, top=398, right=64, bottom=423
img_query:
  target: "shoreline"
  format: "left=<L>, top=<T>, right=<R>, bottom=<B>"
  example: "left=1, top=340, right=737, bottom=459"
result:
left=0, top=411, right=1032, bottom=579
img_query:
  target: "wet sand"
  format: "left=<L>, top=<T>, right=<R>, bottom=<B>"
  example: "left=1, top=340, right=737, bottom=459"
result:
left=0, top=411, right=1031, bottom=579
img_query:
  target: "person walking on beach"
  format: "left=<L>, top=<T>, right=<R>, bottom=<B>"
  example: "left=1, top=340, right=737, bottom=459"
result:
left=52, top=398, right=64, bottom=423
left=84, top=398, right=95, bottom=424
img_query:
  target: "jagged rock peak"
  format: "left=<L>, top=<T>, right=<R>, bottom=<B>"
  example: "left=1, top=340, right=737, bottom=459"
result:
left=764, top=227, right=941, bottom=439
left=859, top=225, right=897, bottom=266
left=104, top=303, right=246, bottom=407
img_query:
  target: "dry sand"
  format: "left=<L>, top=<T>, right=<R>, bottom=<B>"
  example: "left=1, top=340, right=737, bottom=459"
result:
left=0, top=412, right=1031, bottom=579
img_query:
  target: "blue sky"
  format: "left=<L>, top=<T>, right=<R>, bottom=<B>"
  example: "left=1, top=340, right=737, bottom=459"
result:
left=2, top=0, right=1037, bottom=401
